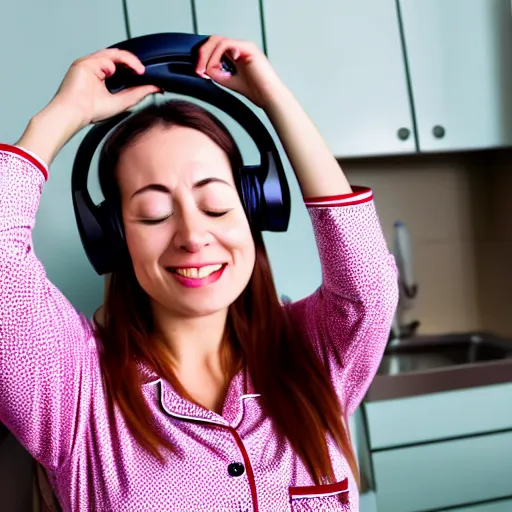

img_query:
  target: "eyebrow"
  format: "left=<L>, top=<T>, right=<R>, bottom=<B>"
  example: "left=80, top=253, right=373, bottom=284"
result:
left=130, top=177, right=231, bottom=199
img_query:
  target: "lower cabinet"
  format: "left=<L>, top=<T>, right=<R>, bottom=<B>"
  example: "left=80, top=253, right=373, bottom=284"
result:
left=447, top=498, right=512, bottom=512
left=362, top=383, right=512, bottom=512
left=372, top=431, right=512, bottom=512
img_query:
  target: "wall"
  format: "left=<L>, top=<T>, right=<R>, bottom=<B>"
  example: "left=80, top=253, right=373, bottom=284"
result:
left=341, top=148, right=512, bottom=338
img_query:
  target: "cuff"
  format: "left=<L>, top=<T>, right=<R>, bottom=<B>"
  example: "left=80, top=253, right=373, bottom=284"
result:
left=0, top=143, right=49, bottom=181
left=304, top=186, right=373, bottom=207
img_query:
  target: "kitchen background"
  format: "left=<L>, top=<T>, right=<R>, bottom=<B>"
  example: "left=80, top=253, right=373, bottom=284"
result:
left=1, top=1, right=512, bottom=511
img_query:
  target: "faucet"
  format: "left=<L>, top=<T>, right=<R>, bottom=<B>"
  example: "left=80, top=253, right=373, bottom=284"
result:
left=388, top=220, right=420, bottom=346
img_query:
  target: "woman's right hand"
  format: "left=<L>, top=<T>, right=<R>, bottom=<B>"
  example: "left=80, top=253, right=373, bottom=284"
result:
left=53, top=48, right=160, bottom=127
left=16, top=49, right=160, bottom=166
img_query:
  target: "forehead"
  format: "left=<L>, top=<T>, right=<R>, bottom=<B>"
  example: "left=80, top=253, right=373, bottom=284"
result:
left=116, top=125, right=234, bottom=194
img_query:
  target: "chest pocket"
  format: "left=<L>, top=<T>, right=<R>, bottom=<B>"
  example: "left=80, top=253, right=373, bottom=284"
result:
left=289, top=478, right=351, bottom=511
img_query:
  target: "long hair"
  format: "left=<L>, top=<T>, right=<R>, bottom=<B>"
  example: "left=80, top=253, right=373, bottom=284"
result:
left=95, top=99, right=359, bottom=487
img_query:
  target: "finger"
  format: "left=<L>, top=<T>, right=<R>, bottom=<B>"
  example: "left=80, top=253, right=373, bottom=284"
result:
left=206, top=39, right=256, bottom=76
left=86, top=57, right=117, bottom=81
left=112, top=84, right=161, bottom=111
left=196, top=35, right=223, bottom=77
left=205, top=40, right=236, bottom=79
left=95, top=48, right=146, bottom=75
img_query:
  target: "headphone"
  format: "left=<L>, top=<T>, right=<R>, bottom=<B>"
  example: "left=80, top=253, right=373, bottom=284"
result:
left=71, top=32, right=291, bottom=276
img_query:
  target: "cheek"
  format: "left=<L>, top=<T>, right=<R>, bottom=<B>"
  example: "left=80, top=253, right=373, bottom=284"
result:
left=220, top=213, right=256, bottom=265
left=124, top=224, right=170, bottom=265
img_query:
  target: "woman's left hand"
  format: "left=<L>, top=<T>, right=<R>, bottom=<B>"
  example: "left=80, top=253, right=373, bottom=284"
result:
left=195, top=36, right=285, bottom=109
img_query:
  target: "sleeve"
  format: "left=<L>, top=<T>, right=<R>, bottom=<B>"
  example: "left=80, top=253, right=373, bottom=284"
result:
left=0, top=144, right=97, bottom=471
left=285, top=186, right=399, bottom=417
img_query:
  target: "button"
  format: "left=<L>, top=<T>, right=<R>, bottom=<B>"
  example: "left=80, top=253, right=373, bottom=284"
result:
left=227, top=462, right=245, bottom=477
left=432, top=125, right=446, bottom=139
left=397, top=127, right=411, bottom=141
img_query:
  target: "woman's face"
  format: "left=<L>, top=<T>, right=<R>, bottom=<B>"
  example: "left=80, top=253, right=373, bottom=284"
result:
left=116, top=125, right=256, bottom=318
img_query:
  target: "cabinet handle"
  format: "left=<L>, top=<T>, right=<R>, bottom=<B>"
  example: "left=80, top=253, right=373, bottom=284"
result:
left=397, top=127, right=411, bottom=141
left=432, top=125, right=446, bottom=139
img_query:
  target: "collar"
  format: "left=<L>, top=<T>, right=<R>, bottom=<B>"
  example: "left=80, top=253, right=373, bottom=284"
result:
left=139, top=362, right=261, bottom=428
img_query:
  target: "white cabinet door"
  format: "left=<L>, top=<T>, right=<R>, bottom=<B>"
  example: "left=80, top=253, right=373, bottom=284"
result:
left=373, top=431, right=512, bottom=512
left=194, top=0, right=263, bottom=46
left=365, top=383, right=512, bottom=449
left=125, top=0, right=193, bottom=37
left=400, top=0, right=512, bottom=152
left=262, top=0, right=416, bottom=158
left=192, top=0, right=325, bottom=301
left=451, top=499, right=512, bottom=512
left=0, top=1, right=127, bottom=317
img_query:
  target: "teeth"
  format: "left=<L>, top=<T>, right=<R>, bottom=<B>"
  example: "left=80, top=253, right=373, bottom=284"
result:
left=174, top=264, right=223, bottom=279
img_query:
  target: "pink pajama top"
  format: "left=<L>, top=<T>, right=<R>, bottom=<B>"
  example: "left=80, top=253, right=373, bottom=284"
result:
left=0, top=144, right=398, bottom=512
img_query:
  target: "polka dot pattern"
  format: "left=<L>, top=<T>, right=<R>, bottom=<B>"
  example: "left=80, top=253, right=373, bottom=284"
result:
left=0, top=147, right=398, bottom=511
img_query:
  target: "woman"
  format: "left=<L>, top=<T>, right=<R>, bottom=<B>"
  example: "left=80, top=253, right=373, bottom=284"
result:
left=0, top=36, right=398, bottom=511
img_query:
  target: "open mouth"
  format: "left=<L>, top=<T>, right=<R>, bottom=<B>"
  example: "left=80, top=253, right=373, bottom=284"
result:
left=166, top=264, right=227, bottom=288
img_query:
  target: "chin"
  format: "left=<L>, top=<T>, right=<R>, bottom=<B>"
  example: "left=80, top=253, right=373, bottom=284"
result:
left=175, top=298, right=233, bottom=318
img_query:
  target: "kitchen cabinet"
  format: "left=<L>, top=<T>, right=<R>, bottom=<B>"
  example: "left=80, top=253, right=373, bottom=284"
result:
left=373, top=430, right=512, bottom=512
left=399, top=0, right=512, bottom=152
left=448, top=500, right=512, bottom=512
left=0, top=1, right=128, bottom=317
left=124, top=0, right=512, bottom=158
left=125, top=0, right=193, bottom=37
left=362, top=383, right=512, bottom=512
left=446, top=499, right=512, bottom=512
left=261, top=0, right=416, bottom=158
left=366, top=382, right=512, bottom=449
left=194, top=0, right=263, bottom=46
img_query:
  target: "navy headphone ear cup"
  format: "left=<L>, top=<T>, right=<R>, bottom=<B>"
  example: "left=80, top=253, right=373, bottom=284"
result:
left=239, top=166, right=262, bottom=229
left=97, top=199, right=126, bottom=262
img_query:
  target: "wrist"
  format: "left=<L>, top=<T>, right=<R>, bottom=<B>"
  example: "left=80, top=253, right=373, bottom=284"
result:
left=17, top=101, right=86, bottom=166
left=261, top=82, right=296, bottom=116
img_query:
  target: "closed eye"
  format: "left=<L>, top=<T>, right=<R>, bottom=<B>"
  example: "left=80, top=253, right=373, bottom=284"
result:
left=204, top=210, right=231, bottom=218
left=139, top=214, right=171, bottom=225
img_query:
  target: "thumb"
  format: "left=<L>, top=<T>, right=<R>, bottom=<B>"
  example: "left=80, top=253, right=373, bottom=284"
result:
left=204, top=67, right=233, bottom=86
left=114, top=84, right=161, bottom=110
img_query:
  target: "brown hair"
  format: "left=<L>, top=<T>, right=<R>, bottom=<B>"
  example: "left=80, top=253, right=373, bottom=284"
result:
left=95, top=99, right=359, bottom=487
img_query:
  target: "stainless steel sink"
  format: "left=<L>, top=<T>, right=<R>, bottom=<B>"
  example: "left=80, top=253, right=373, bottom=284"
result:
left=378, top=333, right=512, bottom=376
left=366, top=332, right=512, bottom=402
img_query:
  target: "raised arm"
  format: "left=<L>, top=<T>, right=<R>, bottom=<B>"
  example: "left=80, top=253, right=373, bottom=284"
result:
left=197, top=37, right=399, bottom=415
left=0, top=49, right=159, bottom=471
left=262, top=71, right=399, bottom=414
left=0, top=144, right=94, bottom=469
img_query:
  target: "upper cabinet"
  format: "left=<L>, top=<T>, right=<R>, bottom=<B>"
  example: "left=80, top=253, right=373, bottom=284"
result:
left=122, top=0, right=512, bottom=157
left=125, top=0, right=193, bottom=37
left=194, top=0, right=263, bottom=48
left=261, top=0, right=417, bottom=158
left=399, top=0, right=512, bottom=152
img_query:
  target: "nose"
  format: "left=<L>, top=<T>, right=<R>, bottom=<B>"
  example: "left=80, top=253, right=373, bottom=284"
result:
left=173, top=206, right=211, bottom=253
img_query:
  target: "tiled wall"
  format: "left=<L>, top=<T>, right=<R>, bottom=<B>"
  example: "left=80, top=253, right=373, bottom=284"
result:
left=341, top=149, right=512, bottom=338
